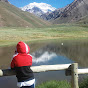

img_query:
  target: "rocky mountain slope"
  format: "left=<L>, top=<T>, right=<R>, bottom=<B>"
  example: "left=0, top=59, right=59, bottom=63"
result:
left=0, top=1, right=50, bottom=27
left=0, top=0, right=8, bottom=2
left=41, top=0, right=88, bottom=24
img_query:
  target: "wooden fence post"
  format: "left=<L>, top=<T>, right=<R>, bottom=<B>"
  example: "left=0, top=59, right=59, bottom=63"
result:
left=71, top=63, right=79, bottom=88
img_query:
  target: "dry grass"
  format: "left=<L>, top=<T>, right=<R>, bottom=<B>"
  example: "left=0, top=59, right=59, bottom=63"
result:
left=0, top=24, right=88, bottom=46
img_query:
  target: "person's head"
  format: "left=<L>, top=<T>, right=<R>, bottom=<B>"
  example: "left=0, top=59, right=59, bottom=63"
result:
left=15, top=41, right=30, bottom=54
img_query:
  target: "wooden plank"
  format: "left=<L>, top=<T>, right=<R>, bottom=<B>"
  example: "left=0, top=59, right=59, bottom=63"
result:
left=1, top=64, right=88, bottom=77
left=0, top=64, right=71, bottom=76
left=71, top=63, right=79, bottom=88
left=31, top=64, right=71, bottom=72
left=78, top=69, right=88, bottom=74
left=0, top=69, right=3, bottom=76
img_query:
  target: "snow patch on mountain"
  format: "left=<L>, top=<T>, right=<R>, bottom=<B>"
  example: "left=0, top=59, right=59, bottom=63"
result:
left=21, top=2, right=56, bottom=16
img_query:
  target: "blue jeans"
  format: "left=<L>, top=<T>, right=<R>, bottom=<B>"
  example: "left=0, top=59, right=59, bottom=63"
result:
left=20, top=84, right=34, bottom=88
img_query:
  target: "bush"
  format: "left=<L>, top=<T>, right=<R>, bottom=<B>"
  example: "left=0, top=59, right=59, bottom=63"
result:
left=79, top=77, right=88, bottom=88
left=36, top=80, right=71, bottom=88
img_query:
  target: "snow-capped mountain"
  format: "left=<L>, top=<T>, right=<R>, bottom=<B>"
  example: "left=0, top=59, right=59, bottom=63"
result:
left=21, top=2, right=56, bottom=16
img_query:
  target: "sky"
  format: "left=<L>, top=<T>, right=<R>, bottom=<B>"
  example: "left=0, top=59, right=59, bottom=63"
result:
left=8, top=0, right=74, bottom=8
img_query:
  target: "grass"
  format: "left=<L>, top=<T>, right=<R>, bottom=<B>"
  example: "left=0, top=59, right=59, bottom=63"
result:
left=0, top=24, right=88, bottom=46
left=36, top=77, right=88, bottom=88
left=36, top=80, right=71, bottom=88
left=79, top=77, right=88, bottom=88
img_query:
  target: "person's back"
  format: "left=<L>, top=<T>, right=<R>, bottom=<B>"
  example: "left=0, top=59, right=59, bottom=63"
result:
left=11, top=41, right=35, bottom=88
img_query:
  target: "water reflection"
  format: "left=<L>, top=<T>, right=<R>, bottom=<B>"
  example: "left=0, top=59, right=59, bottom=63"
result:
left=0, top=46, right=15, bottom=69
left=0, top=76, right=17, bottom=88
left=0, top=39, right=88, bottom=87
left=32, top=52, right=57, bottom=64
left=30, top=39, right=88, bottom=67
left=0, top=39, right=88, bottom=68
left=32, top=50, right=73, bottom=85
left=32, top=51, right=73, bottom=66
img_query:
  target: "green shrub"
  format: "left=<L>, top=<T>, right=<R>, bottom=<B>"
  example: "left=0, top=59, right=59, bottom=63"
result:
left=79, top=77, right=88, bottom=88
left=36, top=80, right=71, bottom=88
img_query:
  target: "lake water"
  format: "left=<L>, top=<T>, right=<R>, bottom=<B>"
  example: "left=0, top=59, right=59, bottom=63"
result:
left=0, top=39, right=88, bottom=88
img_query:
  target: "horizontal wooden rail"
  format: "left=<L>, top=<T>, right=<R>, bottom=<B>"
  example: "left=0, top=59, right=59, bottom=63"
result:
left=0, top=64, right=71, bottom=76
left=31, top=64, right=71, bottom=72
left=1, top=63, right=88, bottom=88
left=0, top=64, right=88, bottom=77
left=78, top=68, right=88, bottom=74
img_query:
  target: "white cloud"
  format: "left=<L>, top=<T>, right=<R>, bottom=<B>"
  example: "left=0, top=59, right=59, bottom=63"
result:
left=32, top=51, right=57, bottom=63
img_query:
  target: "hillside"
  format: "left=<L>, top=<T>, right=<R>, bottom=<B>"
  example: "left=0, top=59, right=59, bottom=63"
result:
left=0, top=0, right=8, bottom=2
left=41, top=0, right=88, bottom=24
left=0, top=2, right=50, bottom=27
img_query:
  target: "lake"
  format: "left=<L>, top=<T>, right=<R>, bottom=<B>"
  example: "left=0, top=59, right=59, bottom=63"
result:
left=0, top=39, right=88, bottom=88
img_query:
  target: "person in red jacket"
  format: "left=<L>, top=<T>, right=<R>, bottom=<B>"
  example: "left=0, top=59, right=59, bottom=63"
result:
left=11, top=41, right=35, bottom=88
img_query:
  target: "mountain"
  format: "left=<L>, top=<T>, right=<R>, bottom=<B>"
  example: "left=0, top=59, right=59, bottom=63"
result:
left=0, top=1, right=51, bottom=27
left=40, top=8, right=65, bottom=20
left=41, top=0, right=88, bottom=24
left=0, top=0, right=9, bottom=2
left=22, top=6, right=44, bottom=16
left=21, top=2, right=56, bottom=16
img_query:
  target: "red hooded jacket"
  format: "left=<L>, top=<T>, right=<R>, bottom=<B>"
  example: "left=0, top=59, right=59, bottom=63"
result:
left=11, top=41, right=34, bottom=82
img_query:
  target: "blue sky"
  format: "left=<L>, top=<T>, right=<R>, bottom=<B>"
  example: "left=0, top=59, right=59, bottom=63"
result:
left=8, top=0, right=74, bottom=8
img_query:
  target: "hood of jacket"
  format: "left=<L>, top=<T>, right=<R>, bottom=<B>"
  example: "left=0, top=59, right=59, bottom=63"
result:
left=16, top=41, right=30, bottom=54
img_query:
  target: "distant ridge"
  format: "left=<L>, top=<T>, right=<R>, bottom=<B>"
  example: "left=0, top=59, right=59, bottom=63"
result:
left=0, top=2, right=50, bottom=27
left=41, top=0, right=88, bottom=24
left=0, top=0, right=9, bottom=3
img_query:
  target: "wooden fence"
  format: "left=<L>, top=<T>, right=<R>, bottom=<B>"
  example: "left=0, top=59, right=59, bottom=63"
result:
left=0, top=63, right=88, bottom=88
